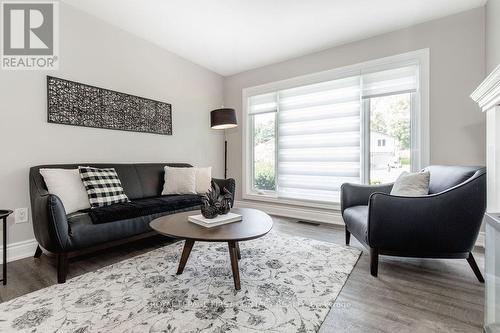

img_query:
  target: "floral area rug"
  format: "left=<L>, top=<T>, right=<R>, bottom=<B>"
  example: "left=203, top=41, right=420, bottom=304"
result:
left=0, top=231, right=361, bottom=332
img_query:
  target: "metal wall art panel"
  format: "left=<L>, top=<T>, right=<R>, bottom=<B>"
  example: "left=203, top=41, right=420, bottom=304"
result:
left=47, top=76, right=172, bottom=135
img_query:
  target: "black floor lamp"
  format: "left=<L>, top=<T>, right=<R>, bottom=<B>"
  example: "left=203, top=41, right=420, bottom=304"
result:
left=210, top=108, right=237, bottom=179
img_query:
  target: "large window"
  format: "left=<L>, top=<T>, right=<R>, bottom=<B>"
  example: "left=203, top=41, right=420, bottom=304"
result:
left=244, top=51, right=428, bottom=206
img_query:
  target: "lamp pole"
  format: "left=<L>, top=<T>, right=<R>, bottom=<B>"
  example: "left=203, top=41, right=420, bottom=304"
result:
left=210, top=108, right=238, bottom=179
left=224, top=131, right=228, bottom=179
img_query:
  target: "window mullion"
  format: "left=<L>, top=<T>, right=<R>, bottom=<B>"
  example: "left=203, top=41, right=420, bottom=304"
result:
left=410, top=92, right=419, bottom=172
left=250, top=114, right=255, bottom=192
left=361, top=97, right=370, bottom=184
left=275, top=92, right=280, bottom=197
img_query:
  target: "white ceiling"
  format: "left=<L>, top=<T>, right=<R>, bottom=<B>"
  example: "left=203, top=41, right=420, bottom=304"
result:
left=63, top=0, right=487, bottom=76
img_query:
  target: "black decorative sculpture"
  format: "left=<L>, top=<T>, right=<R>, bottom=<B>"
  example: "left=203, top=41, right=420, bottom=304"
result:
left=201, top=182, right=233, bottom=219
left=218, top=185, right=233, bottom=215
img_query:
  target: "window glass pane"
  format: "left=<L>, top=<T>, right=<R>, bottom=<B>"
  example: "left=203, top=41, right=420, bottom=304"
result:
left=369, top=93, right=411, bottom=184
left=252, top=112, right=276, bottom=191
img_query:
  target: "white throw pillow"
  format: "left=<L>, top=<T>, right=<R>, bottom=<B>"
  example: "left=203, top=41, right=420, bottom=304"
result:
left=390, top=171, right=430, bottom=197
left=39, top=168, right=91, bottom=214
left=195, top=167, right=212, bottom=194
left=162, top=167, right=197, bottom=195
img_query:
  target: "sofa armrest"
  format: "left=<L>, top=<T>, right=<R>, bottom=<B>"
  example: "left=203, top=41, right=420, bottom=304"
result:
left=367, top=173, right=486, bottom=253
left=212, top=178, right=236, bottom=207
left=340, top=182, right=393, bottom=213
left=30, top=172, right=72, bottom=253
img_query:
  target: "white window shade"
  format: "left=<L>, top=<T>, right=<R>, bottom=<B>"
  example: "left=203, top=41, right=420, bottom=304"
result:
left=277, top=76, right=361, bottom=203
left=362, top=65, right=418, bottom=98
left=245, top=50, right=428, bottom=207
left=249, top=92, right=277, bottom=114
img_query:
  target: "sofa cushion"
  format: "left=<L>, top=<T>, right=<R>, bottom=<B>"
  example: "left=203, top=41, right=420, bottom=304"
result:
left=39, top=168, right=91, bottom=214
left=86, top=194, right=202, bottom=224
left=78, top=166, right=130, bottom=208
left=134, top=164, right=167, bottom=198
left=390, top=171, right=430, bottom=196
left=195, top=167, right=212, bottom=194
left=66, top=205, right=199, bottom=250
left=343, top=205, right=368, bottom=243
left=31, top=163, right=194, bottom=201
left=162, top=167, right=197, bottom=195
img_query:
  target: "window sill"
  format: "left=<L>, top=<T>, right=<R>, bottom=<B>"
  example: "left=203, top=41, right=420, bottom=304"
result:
left=242, top=192, right=340, bottom=211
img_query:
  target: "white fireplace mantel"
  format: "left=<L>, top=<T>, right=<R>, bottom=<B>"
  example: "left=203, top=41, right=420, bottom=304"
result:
left=471, top=64, right=500, bottom=112
left=471, top=64, right=500, bottom=331
left=471, top=64, right=500, bottom=213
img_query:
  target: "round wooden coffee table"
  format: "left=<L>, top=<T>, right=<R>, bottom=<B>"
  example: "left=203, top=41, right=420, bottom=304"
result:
left=150, top=208, right=273, bottom=290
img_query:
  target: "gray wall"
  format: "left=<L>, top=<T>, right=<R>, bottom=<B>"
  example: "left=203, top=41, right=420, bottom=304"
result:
left=224, top=8, right=486, bottom=202
left=0, top=3, right=224, bottom=245
left=487, top=0, right=500, bottom=72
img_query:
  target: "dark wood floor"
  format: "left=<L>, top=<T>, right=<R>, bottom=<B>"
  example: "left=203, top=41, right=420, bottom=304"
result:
left=0, top=216, right=484, bottom=332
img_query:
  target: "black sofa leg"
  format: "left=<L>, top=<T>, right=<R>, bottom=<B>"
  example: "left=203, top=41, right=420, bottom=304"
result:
left=345, top=228, right=351, bottom=245
left=34, top=245, right=43, bottom=258
left=57, top=254, right=68, bottom=284
left=370, top=248, right=378, bottom=277
left=466, top=252, right=484, bottom=283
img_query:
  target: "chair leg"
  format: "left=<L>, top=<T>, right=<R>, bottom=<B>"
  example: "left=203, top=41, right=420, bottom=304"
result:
left=57, top=254, right=68, bottom=284
left=34, top=245, right=43, bottom=258
left=466, top=252, right=484, bottom=283
left=370, top=248, right=378, bottom=277
left=345, top=228, right=351, bottom=245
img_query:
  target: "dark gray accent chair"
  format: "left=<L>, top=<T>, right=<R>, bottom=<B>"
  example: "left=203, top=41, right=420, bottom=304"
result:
left=341, top=165, right=486, bottom=282
left=30, top=163, right=235, bottom=283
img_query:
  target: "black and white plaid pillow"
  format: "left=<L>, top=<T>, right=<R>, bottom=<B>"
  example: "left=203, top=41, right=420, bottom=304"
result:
left=78, top=166, right=129, bottom=208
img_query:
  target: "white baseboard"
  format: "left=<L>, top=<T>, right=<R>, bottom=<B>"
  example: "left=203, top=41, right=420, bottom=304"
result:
left=235, top=200, right=344, bottom=225
left=0, top=238, right=38, bottom=263
left=235, top=200, right=486, bottom=249
left=476, top=231, right=485, bottom=248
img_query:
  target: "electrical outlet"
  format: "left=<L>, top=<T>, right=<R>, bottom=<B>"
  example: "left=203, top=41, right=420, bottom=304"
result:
left=15, top=208, right=28, bottom=224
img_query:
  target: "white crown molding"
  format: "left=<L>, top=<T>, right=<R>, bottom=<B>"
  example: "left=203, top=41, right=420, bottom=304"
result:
left=471, top=64, right=500, bottom=111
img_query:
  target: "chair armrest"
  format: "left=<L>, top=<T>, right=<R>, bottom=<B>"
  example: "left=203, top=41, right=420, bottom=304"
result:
left=30, top=172, right=72, bottom=253
left=212, top=178, right=236, bottom=207
left=341, top=183, right=393, bottom=213
left=368, top=173, right=486, bottom=253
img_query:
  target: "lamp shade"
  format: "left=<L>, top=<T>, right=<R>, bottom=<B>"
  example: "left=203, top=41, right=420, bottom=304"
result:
left=210, top=108, right=237, bottom=129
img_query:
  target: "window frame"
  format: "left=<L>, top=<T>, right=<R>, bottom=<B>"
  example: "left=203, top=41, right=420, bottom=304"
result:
left=242, top=49, right=430, bottom=209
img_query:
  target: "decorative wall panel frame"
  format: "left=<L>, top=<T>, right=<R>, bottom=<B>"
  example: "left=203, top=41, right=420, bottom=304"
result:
left=47, top=76, right=172, bottom=135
